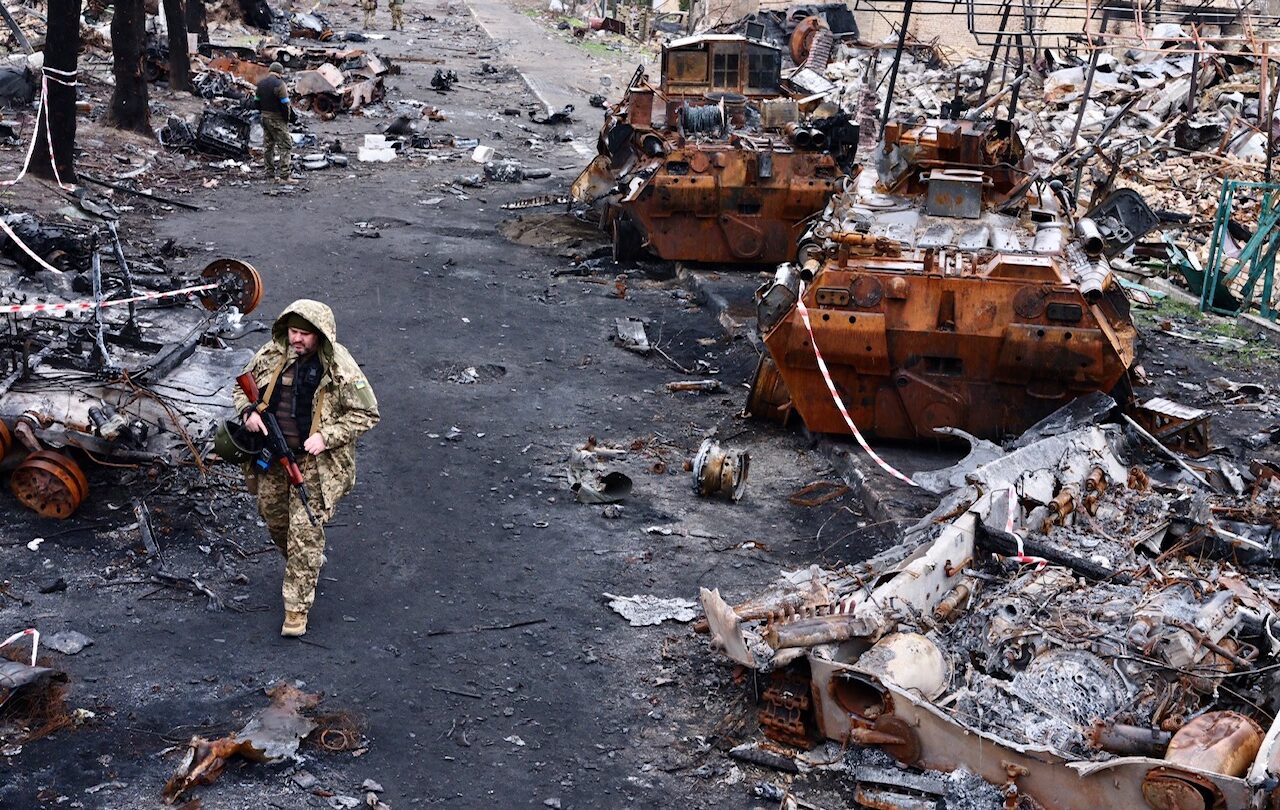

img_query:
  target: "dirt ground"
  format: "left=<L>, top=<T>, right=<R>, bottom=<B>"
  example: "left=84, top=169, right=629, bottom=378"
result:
left=3, top=0, right=1280, bottom=808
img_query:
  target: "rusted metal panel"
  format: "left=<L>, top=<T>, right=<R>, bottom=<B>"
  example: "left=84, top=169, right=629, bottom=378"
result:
left=207, top=55, right=270, bottom=84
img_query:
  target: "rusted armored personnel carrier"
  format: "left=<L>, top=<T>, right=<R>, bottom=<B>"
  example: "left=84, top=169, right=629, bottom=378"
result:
left=572, top=34, right=855, bottom=264
left=747, top=118, right=1141, bottom=440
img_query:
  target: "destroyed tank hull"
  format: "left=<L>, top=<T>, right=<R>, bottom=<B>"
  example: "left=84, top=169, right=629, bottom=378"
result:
left=608, top=144, right=840, bottom=264
left=572, top=35, right=855, bottom=265
left=748, top=118, right=1139, bottom=441
left=751, top=251, right=1137, bottom=439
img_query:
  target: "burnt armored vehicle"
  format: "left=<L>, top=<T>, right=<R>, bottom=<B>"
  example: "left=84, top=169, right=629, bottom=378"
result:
left=572, top=33, right=856, bottom=265
left=747, top=118, right=1143, bottom=440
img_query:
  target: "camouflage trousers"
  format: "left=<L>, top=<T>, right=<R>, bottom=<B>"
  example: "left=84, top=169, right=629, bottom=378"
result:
left=362, top=2, right=377, bottom=28
left=261, top=113, right=292, bottom=179
left=390, top=3, right=403, bottom=29
left=255, top=455, right=334, bottom=613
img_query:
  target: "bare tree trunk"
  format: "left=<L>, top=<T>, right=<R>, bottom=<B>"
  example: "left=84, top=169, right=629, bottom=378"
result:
left=185, top=0, right=208, bottom=48
left=109, top=0, right=152, bottom=134
left=32, top=0, right=81, bottom=181
left=162, top=0, right=190, bottom=91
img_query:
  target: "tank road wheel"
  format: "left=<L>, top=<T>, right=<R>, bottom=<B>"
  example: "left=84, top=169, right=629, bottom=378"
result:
left=311, top=93, right=340, bottom=119
left=612, top=216, right=644, bottom=263
left=0, top=420, right=11, bottom=459
left=200, top=258, right=264, bottom=315
left=11, top=450, right=89, bottom=519
left=790, top=16, right=824, bottom=64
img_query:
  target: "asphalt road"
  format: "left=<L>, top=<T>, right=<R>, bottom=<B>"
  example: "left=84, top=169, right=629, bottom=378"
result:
left=0, top=3, right=873, bottom=807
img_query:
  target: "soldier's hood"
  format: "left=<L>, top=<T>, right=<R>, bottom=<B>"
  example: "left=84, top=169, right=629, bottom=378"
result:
left=271, top=299, right=337, bottom=363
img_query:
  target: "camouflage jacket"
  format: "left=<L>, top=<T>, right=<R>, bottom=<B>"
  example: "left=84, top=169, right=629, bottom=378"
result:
left=233, top=299, right=380, bottom=510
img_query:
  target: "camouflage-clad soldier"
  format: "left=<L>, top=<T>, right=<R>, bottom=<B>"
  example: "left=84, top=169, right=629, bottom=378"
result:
left=389, top=0, right=405, bottom=30
left=254, top=62, right=293, bottom=182
left=362, top=0, right=377, bottom=29
left=234, top=300, right=379, bottom=637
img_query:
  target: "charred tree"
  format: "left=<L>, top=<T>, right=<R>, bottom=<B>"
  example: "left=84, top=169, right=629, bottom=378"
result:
left=162, top=0, right=191, bottom=91
left=31, top=0, right=81, bottom=182
left=108, top=0, right=152, bottom=135
left=185, top=0, right=208, bottom=47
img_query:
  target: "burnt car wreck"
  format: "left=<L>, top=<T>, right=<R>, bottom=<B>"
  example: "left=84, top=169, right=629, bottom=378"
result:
left=0, top=213, right=262, bottom=518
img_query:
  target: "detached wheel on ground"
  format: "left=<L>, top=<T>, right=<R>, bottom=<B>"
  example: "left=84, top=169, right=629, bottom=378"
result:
left=612, top=215, right=645, bottom=262
left=10, top=449, right=89, bottom=519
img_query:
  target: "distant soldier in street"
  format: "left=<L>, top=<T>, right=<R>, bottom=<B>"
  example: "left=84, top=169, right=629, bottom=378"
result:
left=389, top=0, right=405, bottom=30
left=234, top=301, right=380, bottom=637
left=362, top=0, right=378, bottom=28
left=255, top=62, right=293, bottom=183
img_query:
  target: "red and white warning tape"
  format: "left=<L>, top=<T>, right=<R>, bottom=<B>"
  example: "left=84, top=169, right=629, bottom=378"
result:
left=1003, top=484, right=1047, bottom=570
left=0, top=281, right=219, bottom=316
left=795, top=287, right=918, bottom=487
left=0, top=628, right=39, bottom=666
left=2, top=67, right=78, bottom=191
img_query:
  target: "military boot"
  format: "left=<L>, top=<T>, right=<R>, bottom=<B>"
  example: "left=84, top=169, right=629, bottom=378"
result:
left=281, top=610, right=308, bottom=637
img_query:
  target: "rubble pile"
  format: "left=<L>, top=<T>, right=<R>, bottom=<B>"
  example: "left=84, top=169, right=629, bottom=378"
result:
left=701, top=413, right=1280, bottom=806
left=794, top=26, right=1280, bottom=314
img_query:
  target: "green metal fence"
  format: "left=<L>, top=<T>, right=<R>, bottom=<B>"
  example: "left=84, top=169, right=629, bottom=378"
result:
left=1202, top=179, right=1280, bottom=320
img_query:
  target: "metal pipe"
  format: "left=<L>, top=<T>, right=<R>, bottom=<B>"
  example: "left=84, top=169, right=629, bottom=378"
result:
left=1069, top=26, right=1105, bottom=147
left=979, top=2, right=1013, bottom=101
left=1088, top=720, right=1171, bottom=758
left=808, top=129, right=827, bottom=149
left=963, top=71, right=1029, bottom=120
left=785, top=122, right=812, bottom=148
left=1076, top=216, right=1105, bottom=258
left=879, top=0, right=914, bottom=137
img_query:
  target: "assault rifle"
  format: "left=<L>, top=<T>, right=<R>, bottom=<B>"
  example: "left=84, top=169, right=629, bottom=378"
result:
left=236, top=372, right=318, bottom=526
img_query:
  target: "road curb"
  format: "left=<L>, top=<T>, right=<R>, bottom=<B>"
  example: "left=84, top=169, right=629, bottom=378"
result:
left=675, top=262, right=759, bottom=349
left=816, top=437, right=913, bottom=541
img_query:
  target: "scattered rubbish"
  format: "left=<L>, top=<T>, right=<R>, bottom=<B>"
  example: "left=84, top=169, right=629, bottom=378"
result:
left=665, top=380, right=722, bottom=394
left=571, top=469, right=632, bottom=505
left=484, top=159, right=526, bottom=183
left=470, top=145, right=496, bottom=163
left=692, top=439, right=749, bottom=501
left=42, top=631, right=92, bottom=656
left=358, top=134, right=397, bottom=162
left=162, top=683, right=342, bottom=804
left=604, top=593, right=698, bottom=627
left=529, top=104, right=574, bottom=126
left=614, top=317, right=649, bottom=354
left=787, top=481, right=849, bottom=508
left=501, top=195, right=571, bottom=211
left=430, top=69, right=458, bottom=92
left=567, top=438, right=633, bottom=504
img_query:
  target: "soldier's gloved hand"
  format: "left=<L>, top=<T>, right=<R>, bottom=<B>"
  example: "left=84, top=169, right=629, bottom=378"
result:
left=245, top=412, right=267, bottom=434
left=304, top=433, right=326, bottom=455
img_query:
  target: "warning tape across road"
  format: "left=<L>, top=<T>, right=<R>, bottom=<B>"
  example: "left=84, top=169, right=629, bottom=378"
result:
left=0, top=281, right=219, bottom=316
left=794, top=288, right=918, bottom=487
